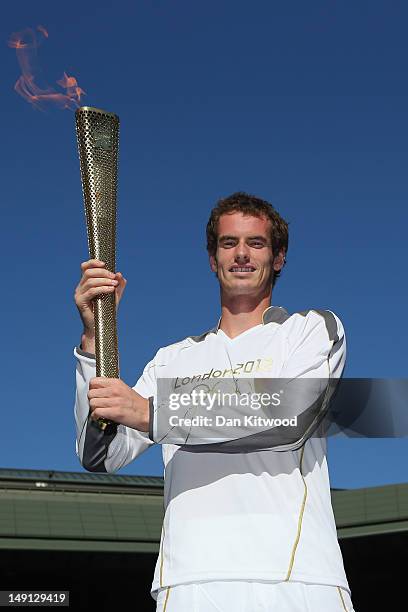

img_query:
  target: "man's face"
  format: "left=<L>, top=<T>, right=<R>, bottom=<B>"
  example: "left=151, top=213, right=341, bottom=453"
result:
left=209, top=212, right=285, bottom=298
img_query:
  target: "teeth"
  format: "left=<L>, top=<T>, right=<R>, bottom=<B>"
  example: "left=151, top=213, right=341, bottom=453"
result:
left=231, top=268, right=254, bottom=272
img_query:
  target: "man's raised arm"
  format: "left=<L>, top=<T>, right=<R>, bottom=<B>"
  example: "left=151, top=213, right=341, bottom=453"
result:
left=73, top=259, right=154, bottom=473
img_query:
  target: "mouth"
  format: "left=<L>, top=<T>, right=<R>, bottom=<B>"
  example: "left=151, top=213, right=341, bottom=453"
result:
left=229, top=266, right=256, bottom=273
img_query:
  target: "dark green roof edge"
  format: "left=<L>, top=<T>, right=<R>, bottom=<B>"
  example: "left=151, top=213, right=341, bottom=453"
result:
left=0, top=467, right=164, bottom=488
left=0, top=469, right=407, bottom=551
left=2, top=468, right=407, bottom=494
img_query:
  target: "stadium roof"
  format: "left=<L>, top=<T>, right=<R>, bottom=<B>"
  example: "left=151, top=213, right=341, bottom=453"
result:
left=0, top=468, right=407, bottom=553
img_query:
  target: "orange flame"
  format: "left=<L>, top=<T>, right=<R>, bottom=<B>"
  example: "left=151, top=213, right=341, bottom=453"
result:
left=8, top=26, right=85, bottom=111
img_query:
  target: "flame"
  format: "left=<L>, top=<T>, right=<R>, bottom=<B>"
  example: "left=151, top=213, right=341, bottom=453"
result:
left=37, top=25, right=48, bottom=38
left=8, top=26, right=85, bottom=111
left=57, top=72, right=85, bottom=105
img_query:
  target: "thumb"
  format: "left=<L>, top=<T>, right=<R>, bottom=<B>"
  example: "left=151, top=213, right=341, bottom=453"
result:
left=115, top=274, right=127, bottom=305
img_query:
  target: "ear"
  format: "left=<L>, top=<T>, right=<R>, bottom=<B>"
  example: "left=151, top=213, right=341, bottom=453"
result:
left=209, top=254, right=218, bottom=273
left=273, top=249, right=286, bottom=272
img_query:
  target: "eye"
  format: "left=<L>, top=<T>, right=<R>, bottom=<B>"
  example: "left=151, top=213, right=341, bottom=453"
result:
left=248, top=240, right=266, bottom=248
left=220, top=240, right=236, bottom=248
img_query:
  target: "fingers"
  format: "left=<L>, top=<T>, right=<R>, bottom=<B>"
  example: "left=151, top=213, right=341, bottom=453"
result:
left=89, top=377, right=122, bottom=388
left=88, top=378, right=124, bottom=418
left=80, top=260, right=127, bottom=285
left=76, top=261, right=127, bottom=322
left=88, top=395, right=110, bottom=407
left=88, top=398, right=121, bottom=419
left=83, top=277, right=118, bottom=290
left=80, top=261, right=115, bottom=282
left=113, top=272, right=127, bottom=285
left=88, top=386, right=114, bottom=397
left=79, top=261, right=127, bottom=297
left=81, top=259, right=106, bottom=271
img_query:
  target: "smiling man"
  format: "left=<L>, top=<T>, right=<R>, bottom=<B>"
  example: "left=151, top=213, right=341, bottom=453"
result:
left=208, top=201, right=286, bottom=334
left=73, top=191, right=355, bottom=611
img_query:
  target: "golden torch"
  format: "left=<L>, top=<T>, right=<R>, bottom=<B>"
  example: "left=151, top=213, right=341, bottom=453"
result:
left=75, top=106, right=120, bottom=431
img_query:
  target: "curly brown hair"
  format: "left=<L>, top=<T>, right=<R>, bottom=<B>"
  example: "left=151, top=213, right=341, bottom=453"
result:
left=206, top=191, right=289, bottom=287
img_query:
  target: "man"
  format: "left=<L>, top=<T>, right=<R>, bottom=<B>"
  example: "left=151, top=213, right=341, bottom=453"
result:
left=73, top=192, right=355, bottom=611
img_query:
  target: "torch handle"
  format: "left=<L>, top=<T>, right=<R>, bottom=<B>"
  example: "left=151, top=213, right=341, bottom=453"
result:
left=93, top=287, right=120, bottom=431
left=93, top=288, right=120, bottom=379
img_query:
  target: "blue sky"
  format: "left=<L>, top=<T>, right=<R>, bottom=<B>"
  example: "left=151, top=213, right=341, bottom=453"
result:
left=2, top=0, right=407, bottom=488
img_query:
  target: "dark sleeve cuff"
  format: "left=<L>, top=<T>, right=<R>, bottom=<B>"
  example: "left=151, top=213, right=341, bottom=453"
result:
left=77, top=345, right=96, bottom=359
left=148, top=397, right=155, bottom=442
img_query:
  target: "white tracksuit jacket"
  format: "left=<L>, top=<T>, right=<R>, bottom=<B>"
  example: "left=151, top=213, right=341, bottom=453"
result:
left=73, top=306, right=351, bottom=598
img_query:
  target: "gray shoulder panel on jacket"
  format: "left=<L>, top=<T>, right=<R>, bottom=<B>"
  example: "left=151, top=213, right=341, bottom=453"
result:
left=262, top=306, right=290, bottom=325
left=189, top=326, right=218, bottom=343
left=297, top=309, right=339, bottom=343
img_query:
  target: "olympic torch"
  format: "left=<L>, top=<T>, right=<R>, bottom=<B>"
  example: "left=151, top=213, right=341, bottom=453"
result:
left=75, top=106, right=120, bottom=432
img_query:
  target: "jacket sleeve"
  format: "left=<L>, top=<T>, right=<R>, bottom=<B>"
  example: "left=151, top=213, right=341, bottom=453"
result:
left=74, top=345, right=156, bottom=473
left=147, top=310, right=346, bottom=451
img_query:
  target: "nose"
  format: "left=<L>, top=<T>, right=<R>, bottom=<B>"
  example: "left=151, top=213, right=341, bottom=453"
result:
left=234, top=239, right=250, bottom=263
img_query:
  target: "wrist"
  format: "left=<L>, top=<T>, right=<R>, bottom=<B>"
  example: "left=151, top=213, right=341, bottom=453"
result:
left=80, top=331, right=95, bottom=353
left=131, top=391, right=150, bottom=433
left=82, top=326, right=95, bottom=338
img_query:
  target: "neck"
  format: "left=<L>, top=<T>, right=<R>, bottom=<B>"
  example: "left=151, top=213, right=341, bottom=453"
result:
left=218, top=290, right=272, bottom=339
